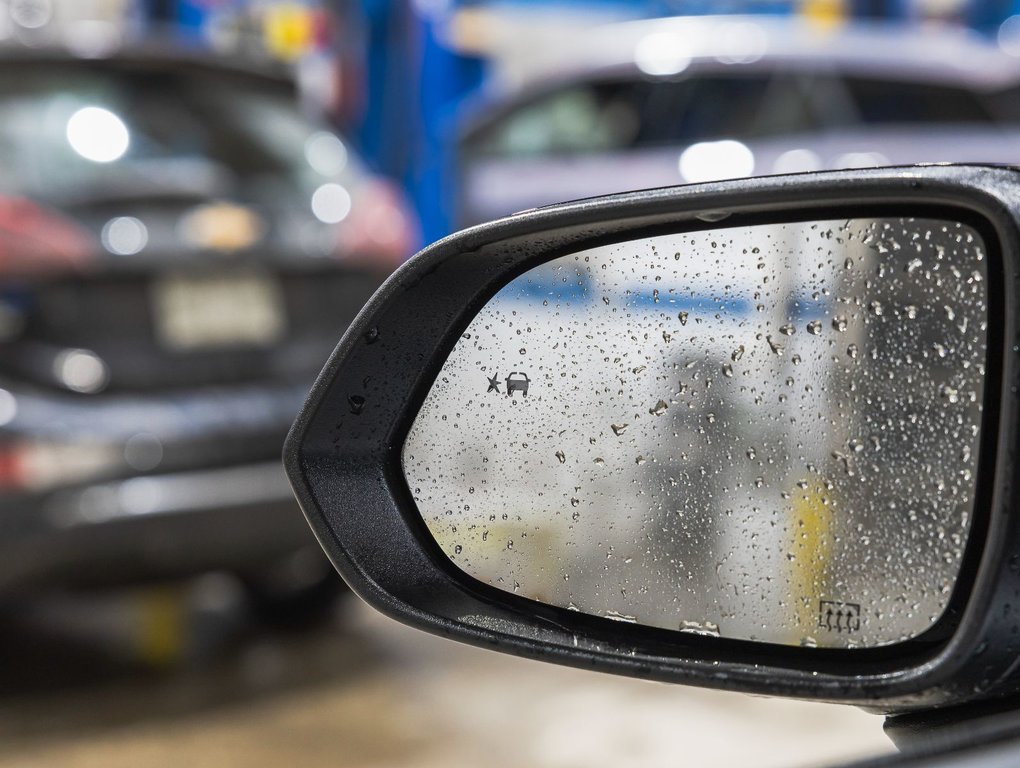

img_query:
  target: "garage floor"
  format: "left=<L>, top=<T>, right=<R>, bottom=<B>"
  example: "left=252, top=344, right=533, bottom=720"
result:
left=0, top=581, right=894, bottom=768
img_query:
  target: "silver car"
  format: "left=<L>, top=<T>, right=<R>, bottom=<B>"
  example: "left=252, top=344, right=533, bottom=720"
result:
left=457, top=15, right=1020, bottom=226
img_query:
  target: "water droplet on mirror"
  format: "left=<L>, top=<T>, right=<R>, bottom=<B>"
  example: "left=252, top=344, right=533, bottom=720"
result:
left=555, top=450, right=566, bottom=464
left=847, top=344, right=859, bottom=359
left=649, top=400, right=669, bottom=416
left=570, top=497, right=580, bottom=507
left=746, top=448, right=756, bottom=460
left=905, top=305, right=918, bottom=319
left=679, top=311, right=689, bottom=326
left=832, top=316, right=848, bottom=332
left=807, top=320, right=822, bottom=335
left=348, top=394, right=366, bottom=414
left=605, top=611, right=638, bottom=624
left=611, top=423, right=629, bottom=436
left=779, top=324, right=795, bottom=336
left=519, top=348, right=526, bottom=355
left=679, top=620, right=720, bottom=637
left=731, top=345, right=745, bottom=362
left=869, top=301, right=883, bottom=316
left=766, top=336, right=784, bottom=355
left=721, top=363, right=734, bottom=378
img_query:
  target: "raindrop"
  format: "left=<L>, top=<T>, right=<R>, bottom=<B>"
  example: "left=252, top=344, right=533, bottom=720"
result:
left=832, top=316, right=848, bottom=332
left=611, top=423, right=629, bottom=436
left=722, top=363, right=734, bottom=378
left=679, top=311, right=689, bottom=326
left=806, top=320, right=822, bottom=335
left=555, top=450, right=566, bottom=464
left=940, top=385, right=961, bottom=404
left=649, top=400, right=669, bottom=416
left=847, top=343, right=859, bottom=359
left=779, top=324, right=796, bottom=336
left=731, top=345, right=745, bottom=362
left=869, top=301, right=883, bottom=316
left=766, top=336, right=784, bottom=355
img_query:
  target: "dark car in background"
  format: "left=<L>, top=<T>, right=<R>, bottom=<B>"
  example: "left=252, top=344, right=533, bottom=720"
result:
left=457, top=15, right=1020, bottom=226
left=0, top=48, right=417, bottom=615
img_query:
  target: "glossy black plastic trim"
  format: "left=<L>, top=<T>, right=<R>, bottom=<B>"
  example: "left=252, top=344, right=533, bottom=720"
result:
left=286, top=165, right=1020, bottom=714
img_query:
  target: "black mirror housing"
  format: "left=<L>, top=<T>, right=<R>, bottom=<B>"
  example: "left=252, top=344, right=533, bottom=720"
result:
left=285, top=165, right=1020, bottom=714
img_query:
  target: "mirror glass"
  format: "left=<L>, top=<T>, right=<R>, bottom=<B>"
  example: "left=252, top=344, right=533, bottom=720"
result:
left=403, top=217, right=989, bottom=649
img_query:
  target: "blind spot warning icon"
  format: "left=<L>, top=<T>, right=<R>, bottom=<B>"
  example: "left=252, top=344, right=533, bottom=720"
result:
left=506, top=372, right=530, bottom=397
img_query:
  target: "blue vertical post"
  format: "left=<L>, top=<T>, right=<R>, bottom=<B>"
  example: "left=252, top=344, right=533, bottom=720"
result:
left=410, top=3, right=484, bottom=241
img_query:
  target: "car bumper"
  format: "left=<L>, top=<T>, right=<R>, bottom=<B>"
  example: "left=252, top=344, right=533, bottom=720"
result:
left=0, top=460, right=314, bottom=592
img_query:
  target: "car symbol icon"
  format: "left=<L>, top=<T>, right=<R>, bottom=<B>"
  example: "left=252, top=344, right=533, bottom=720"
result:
left=505, top=372, right=530, bottom=397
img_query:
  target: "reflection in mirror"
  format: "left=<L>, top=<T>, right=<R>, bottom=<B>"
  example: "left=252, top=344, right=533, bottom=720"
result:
left=403, top=218, right=989, bottom=649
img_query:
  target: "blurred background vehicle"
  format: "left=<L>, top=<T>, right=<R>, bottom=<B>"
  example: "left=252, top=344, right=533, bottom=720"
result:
left=0, top=46, right=417, bottom=620
left=456, top=16, right=1020, bottom=226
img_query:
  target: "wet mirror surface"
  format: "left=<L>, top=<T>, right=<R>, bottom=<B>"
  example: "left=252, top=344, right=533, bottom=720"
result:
left=404, top=218, right=989, bottom=649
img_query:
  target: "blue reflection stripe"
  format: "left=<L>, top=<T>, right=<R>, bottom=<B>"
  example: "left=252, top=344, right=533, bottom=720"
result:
left=625, top=293, right=752, bottom=314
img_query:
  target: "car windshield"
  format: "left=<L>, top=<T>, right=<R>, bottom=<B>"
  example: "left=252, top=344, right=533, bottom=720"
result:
left=467, top=72, right=1000, bottom=157
left=0, top=63, right=352, bottom=204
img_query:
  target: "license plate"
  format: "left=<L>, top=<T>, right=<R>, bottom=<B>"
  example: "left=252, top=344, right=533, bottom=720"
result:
left=151, top=272, right=285, bottom=350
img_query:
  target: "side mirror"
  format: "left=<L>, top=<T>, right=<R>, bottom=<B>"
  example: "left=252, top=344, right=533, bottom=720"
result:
left=285, top=165, right=1020, bottom=715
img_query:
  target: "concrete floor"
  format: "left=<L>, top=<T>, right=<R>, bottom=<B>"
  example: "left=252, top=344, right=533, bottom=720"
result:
left=0, top=583, right=894, bottom=768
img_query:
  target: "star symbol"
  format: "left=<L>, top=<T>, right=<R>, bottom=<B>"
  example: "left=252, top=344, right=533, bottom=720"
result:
left=487, top=374, right=501, bottom=393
